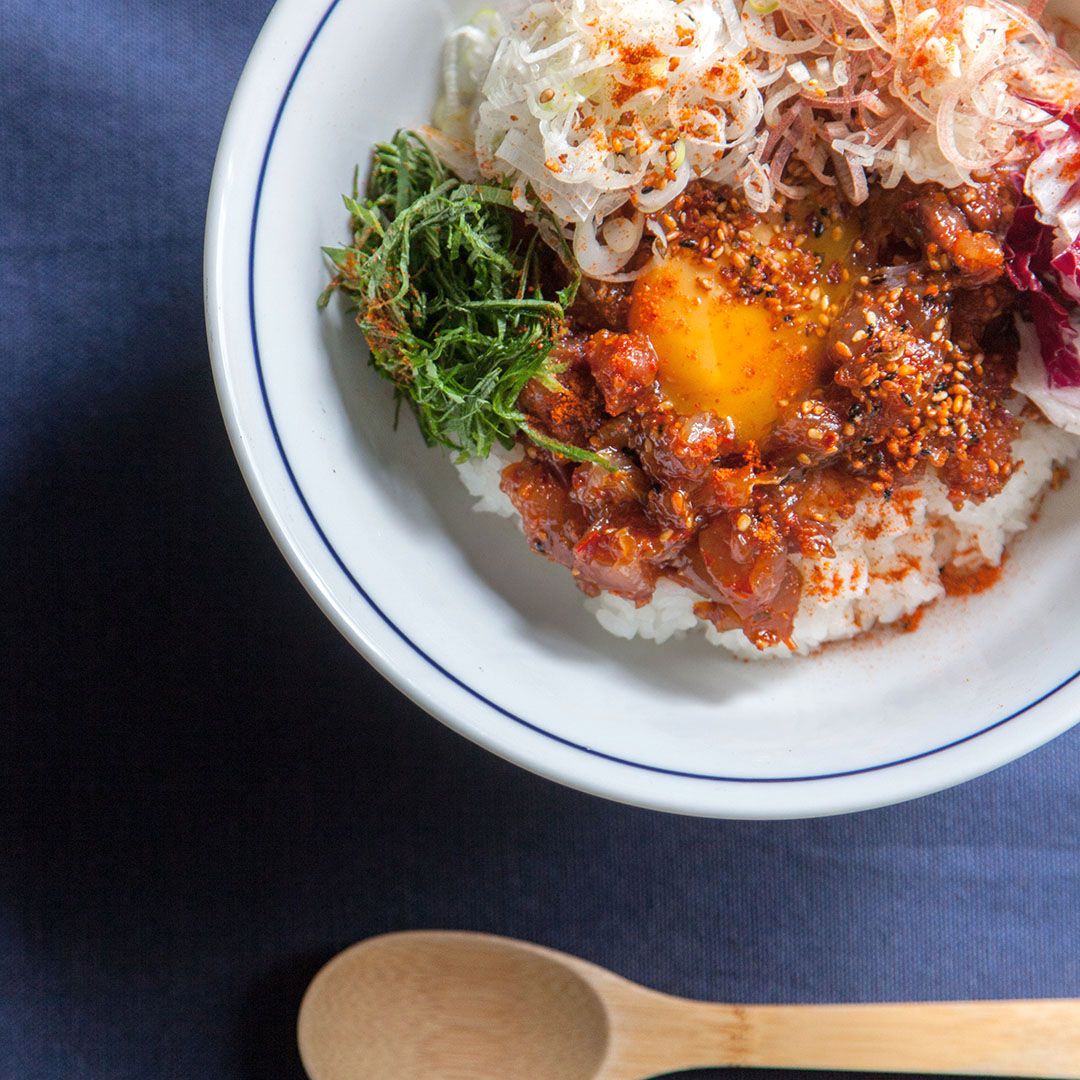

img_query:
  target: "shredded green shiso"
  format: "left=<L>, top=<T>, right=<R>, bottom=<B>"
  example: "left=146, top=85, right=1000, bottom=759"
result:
left=319, top=130, right=598, bottom=462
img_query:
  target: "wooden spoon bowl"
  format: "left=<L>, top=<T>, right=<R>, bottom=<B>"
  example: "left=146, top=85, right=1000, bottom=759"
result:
left=297, top=931, right=1080, bottom=1080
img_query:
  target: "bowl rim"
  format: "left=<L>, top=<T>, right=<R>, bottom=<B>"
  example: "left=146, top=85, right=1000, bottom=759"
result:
left=205, top=0, right=1080, bottom=818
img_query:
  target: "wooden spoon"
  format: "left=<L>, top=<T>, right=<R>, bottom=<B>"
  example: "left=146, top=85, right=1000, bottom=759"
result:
left=297, top=930, right=1080, bottom=1080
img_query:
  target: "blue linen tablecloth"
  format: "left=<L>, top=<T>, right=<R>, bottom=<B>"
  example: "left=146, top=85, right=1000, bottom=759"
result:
left=3, top=2, right=1080, bottom=1078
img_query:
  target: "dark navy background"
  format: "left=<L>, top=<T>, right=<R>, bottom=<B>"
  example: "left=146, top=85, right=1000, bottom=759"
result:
left=3, top=2, right=1079, bottom=1078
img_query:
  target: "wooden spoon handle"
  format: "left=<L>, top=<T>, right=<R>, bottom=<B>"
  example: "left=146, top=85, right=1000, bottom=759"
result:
left=654, top=998, right=1080, bottom=1078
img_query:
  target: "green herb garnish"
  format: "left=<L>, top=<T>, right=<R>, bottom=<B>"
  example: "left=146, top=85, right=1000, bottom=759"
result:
left=319, top=130, right=597, bottom=463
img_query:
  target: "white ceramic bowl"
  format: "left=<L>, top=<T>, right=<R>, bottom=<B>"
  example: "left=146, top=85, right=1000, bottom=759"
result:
left=205, top=0, right=1080, bottom=818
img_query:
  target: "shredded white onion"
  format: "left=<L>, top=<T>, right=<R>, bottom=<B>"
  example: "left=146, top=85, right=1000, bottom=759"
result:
left=432, top=0, right=1080, bottom=279
left=601, top=213, right=644, bottom=252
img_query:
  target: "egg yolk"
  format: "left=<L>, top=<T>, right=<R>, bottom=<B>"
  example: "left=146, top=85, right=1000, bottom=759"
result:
left=628, top=217, right=860, bottom=445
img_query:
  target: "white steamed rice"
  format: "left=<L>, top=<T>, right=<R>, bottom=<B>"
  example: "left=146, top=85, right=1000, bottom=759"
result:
left=455, top=419, right=1080, bottom=657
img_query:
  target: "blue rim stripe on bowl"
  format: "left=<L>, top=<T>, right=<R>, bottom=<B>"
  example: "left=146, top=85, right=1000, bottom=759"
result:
left=246, top=0, right=1080, bottom=784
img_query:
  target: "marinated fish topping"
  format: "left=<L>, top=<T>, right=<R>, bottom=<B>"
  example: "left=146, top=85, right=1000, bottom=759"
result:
left=500, top=167, right=1023, bottom=647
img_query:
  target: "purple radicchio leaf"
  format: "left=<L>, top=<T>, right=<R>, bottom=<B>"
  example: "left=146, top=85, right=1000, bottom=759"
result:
left=1004, top=173, right=1080, bottom=430
left=1005, top=194, right=1080, bottom=388
left=1027, top=289, right=1080, bottom=388
left=1024, top=127, right=1080, bottom=244
left=1050, top=242, right=1080, bottom=303
left=1004, top=198, right=1054, bottom=292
